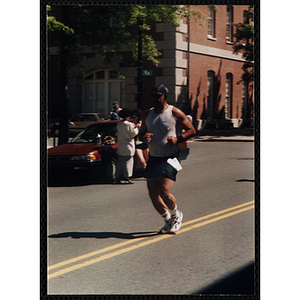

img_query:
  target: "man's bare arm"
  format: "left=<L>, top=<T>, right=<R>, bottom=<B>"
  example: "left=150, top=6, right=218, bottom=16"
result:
left=167, top=107, right=196, bottom=145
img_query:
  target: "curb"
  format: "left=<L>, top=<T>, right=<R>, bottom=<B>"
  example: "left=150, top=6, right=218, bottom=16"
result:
left=189, top=128, right=254, bottom=142
left=189, top=136, right=254, bottom=142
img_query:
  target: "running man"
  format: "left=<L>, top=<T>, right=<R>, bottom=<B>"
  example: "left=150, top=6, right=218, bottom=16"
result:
left=139, top=84, right=196, bottom=233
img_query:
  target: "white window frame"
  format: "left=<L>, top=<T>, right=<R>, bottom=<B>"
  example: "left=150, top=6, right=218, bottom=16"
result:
left=243, top=10, right=249, bottom=46
left=207, top=7, right=216, bottom=40
left=242, top=81, right=248, bottom=119
left=226, top=5, right=233, bottom=44
left=207, top=71, right=214, bottom=120
left=225, top=73, right=233, bottom=119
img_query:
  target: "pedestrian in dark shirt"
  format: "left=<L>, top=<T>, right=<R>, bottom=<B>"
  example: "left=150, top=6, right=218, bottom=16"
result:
left=110, top=103, right=120, bottom=120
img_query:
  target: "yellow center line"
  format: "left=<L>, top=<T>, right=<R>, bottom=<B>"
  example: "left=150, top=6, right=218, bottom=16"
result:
left=178, top=205, right=254, bottom=234
left=183, top=200, right=254, bottom=226
left=48, top=200, right=254, bottom=272
left=48, top=201, right=254, bottom=279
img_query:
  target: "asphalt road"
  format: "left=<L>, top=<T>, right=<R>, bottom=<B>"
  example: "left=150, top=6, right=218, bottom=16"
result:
left=47, top=140, right=255, bottom=295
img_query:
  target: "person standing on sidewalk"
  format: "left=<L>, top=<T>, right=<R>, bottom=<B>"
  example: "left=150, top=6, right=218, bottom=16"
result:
left=116, top=108, right=139, bottom=184
left=110, top=103, right=120, bottom=120
left=139, top=84, right=196, bottom=233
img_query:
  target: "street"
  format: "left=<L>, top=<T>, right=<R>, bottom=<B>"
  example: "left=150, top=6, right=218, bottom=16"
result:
left=47, top=140, right=255, bottom=295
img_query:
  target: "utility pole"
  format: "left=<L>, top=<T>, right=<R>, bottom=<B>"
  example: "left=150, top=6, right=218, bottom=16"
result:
left=137, top=19, right=143, bottom=110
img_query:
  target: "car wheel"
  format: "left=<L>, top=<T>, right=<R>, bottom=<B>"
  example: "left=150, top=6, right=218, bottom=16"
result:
left=103, top=157, right=117, bottom=183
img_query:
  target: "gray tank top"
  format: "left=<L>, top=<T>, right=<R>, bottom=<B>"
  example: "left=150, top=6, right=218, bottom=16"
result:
left=146, top=105, right=180, bottom=157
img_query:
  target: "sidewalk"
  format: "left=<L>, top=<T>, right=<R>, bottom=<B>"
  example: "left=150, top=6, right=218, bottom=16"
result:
left=190, top=128, right=254, bottom=142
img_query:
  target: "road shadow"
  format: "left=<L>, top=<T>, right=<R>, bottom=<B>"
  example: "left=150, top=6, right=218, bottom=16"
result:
left=236, top=179, right=255, bottom=182
left=48, top=167, right=146, bottom=187
left=48, top=175, right=103, bottom=187
left=48, top=231, right=160, bottom=239
left=48, top=172, right=145, bottom=187
left=192, top=261, right=255, bottom=295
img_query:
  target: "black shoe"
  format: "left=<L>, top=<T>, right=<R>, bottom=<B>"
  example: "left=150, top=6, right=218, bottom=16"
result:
left=124, top=180, right=134, bottom=184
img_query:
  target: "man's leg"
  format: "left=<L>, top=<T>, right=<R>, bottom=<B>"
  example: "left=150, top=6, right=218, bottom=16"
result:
left=147, top=176, right=173, bottom=233
left=159, top=177, right=183, bottom=233
left=159, top=177, right=176, bottom=210
left=147, top=176, right=183, bottom=233
left=147, top=177, right=169, bottom=215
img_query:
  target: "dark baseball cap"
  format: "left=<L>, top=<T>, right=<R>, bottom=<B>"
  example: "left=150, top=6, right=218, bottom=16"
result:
left=151, top=84, right=169, bottom=98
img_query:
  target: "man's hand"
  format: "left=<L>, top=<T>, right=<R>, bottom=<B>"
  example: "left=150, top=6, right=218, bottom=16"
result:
left=167, top=136, right=177, bottom=146
left=144, top=133, right=153, bottom=143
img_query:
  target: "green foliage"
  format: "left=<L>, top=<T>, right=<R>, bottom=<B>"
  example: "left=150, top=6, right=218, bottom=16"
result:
left=47, top=6, right=74, bottom=35
left=233, top=6, right=254, bottom=83
left=47, top=16, right=74, bottom=35
left=47, top=5, right=205, bottom=69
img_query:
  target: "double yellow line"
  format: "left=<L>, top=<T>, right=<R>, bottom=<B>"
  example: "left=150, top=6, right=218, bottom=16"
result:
left=48, top=200, right=254, bottom=279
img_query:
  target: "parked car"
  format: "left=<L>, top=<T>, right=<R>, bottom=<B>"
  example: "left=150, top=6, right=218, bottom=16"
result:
left=48, top=113, right=110, bottom=137
left=47, top=120, right=190, bottom=183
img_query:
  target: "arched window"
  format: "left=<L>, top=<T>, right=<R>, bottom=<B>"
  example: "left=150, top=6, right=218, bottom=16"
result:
left=207, top=70, right=215, bottom=120
left=225, top=73, right=233, bottom=119
left=242, top=80, right=249, bottom=119
left=83, top=70, right=125, bottom=114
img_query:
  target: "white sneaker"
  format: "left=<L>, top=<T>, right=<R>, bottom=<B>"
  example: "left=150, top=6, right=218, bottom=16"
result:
left=160, top=219, right=171, bottom=234
left=169, top=210, right=183, bottom=233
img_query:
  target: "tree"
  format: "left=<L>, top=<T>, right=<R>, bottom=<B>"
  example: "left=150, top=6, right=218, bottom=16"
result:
left=47, top=5, right=205, bottom=144
left=47, top=5, right=205, bottom=66
left=233, top=5, right=254, bottom=83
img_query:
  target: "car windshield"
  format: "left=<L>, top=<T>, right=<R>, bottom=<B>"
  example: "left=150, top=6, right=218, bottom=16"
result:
left=70, top=123, right=118, bottom=143
left=97, top=113, right=110, bottom=121
left=71, top=114, right=97, bottom=122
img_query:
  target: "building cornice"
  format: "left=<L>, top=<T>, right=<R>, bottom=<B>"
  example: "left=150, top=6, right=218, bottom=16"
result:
left=189, top=43, right=245, bottom=62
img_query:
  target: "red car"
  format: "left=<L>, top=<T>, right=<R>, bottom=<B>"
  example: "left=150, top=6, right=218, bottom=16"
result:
left=47, top=120, right=190, bottom=183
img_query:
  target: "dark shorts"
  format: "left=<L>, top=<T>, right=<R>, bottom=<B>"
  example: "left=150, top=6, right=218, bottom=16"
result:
left=144, top=153, right=180, bottom=182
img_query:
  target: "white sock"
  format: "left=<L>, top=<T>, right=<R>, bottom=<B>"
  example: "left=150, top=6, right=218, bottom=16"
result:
left=170, top=205, right=178, bottom=216
left=161, top=211, right=171, bottom=221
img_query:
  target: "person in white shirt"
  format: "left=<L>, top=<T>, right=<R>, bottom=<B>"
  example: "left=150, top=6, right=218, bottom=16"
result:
left=116, top=108, right=139, bottom=184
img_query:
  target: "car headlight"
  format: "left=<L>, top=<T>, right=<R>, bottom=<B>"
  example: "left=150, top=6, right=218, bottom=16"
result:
left=70, top=154, right=96, bottom=161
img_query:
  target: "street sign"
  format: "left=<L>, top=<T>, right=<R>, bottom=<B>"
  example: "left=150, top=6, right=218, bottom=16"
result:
left=142, top=70, right=153, bottom=76
left=119, top=62, right=138, bottom=68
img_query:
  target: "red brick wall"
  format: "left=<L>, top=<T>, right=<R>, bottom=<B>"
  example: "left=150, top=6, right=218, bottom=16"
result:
left=187, top=5, right=253, bottom=122
left=189, top=54, right=245, bottom=120
left=190, top=5, right=248, bottom=50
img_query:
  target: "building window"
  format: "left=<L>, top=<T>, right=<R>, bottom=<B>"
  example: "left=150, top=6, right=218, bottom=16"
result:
left=83, top=70, right=125, bottom=114
left=208, top=6, right=216, bottom=39
left=207, top=71, right=214, bottom=119
left=225, top=73, right=233, bottom=119
left=226, top=5, right=233, bottom=43
left=244, top=10, right=249, bottom=23
left=243, top=10, right=249, bottom=45
left=242, top=81, right=248, bottom=119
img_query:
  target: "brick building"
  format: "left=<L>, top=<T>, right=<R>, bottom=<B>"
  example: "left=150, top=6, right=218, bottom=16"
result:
left=48, top=5, right=254, bottom=129
left=186, top=5, right=254, bottom=129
